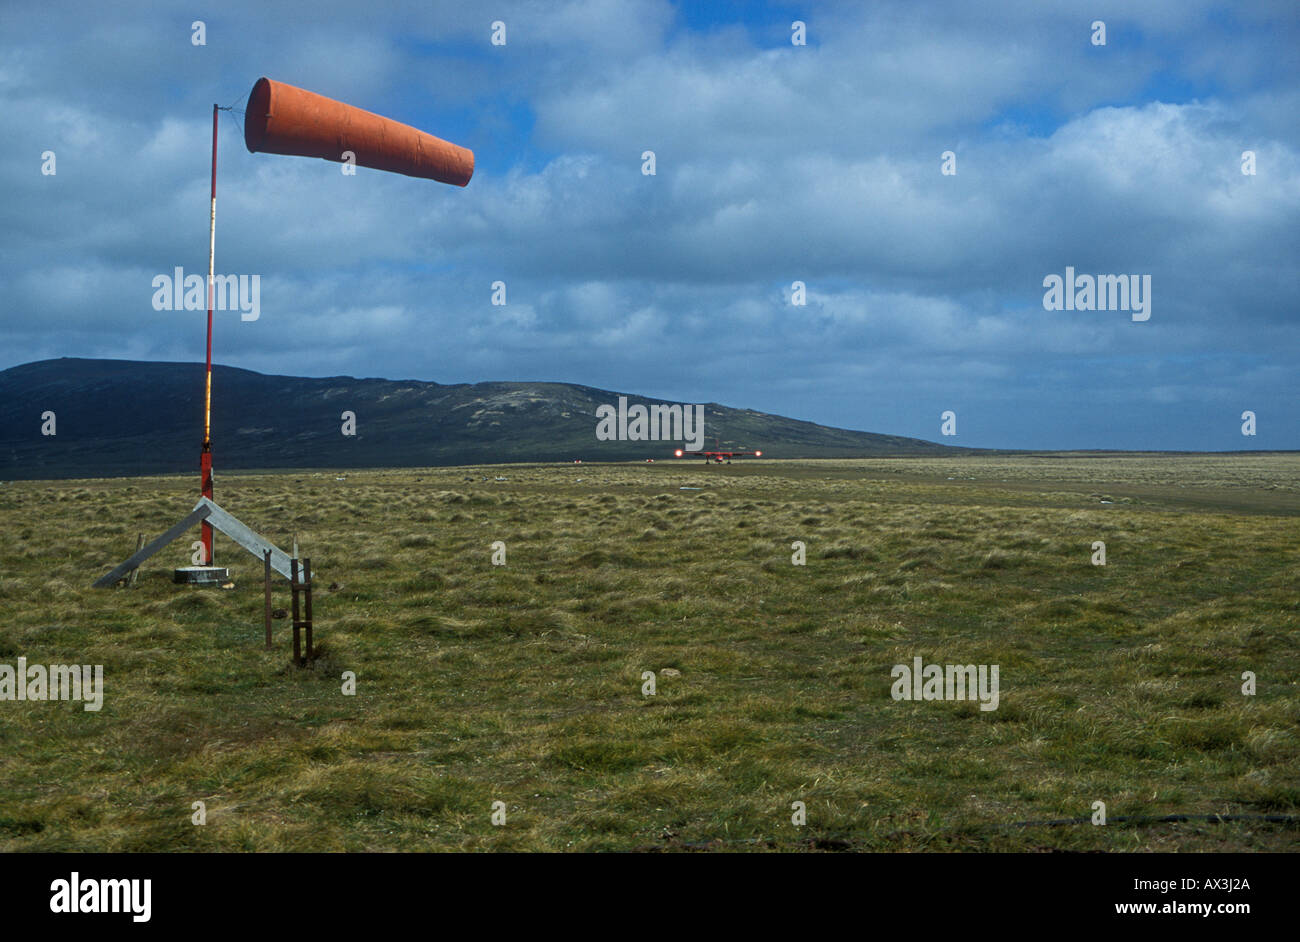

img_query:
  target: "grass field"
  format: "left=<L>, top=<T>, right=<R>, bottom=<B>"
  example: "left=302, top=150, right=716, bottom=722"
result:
left=1, top=454, right=1298, bottom=852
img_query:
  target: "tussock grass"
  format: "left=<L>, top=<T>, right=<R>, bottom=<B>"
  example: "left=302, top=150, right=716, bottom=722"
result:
left=0, top=456, right=1297, bottom=851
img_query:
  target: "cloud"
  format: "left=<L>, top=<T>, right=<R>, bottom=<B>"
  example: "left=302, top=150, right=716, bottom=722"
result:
left=0, top=0, right=1297, bottom=450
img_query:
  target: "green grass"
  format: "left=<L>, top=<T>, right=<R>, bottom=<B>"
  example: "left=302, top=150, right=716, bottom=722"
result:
left=1, top=455, right=1298, bottom=851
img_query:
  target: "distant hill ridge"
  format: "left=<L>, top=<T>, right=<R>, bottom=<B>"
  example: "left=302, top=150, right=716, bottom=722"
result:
left=0, top=357, right=952, bottom=479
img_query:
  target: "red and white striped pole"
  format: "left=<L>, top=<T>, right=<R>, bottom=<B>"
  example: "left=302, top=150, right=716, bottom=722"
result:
left=199, top=103, right=218, bottom=565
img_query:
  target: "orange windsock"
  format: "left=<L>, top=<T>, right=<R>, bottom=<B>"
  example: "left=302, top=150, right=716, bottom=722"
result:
left=243, top=77, right=473, bottom=186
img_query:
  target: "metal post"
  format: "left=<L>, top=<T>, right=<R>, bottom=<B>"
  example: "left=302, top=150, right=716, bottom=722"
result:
left=200, top=103, right=219, bottom=566
left=128, top=533, right=144, bottom=586
left=263, top=549, right=273, bottom=650
left=290, top=557, right=301, bottom=666
left=303, top=558, right=313, bottom=663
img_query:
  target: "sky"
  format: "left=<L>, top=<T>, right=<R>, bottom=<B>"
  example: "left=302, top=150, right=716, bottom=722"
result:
left=2, top=0, right=1298, bottom=451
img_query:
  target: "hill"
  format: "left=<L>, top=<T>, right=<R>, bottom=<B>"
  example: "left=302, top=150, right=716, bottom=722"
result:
left=0, top=357, right=954, bottom=479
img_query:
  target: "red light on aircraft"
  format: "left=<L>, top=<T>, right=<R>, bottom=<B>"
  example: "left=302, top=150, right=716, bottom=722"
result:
left=755, top=450, right=762, bottom=457
left=674, top=449, right=684, bottom=457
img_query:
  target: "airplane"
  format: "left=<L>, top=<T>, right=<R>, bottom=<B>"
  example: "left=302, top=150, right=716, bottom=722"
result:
left=673, top=442, right=763, bottom=464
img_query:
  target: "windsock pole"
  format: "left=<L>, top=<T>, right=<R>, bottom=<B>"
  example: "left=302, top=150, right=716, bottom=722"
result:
left=200, top=103, right=218, bottom=566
